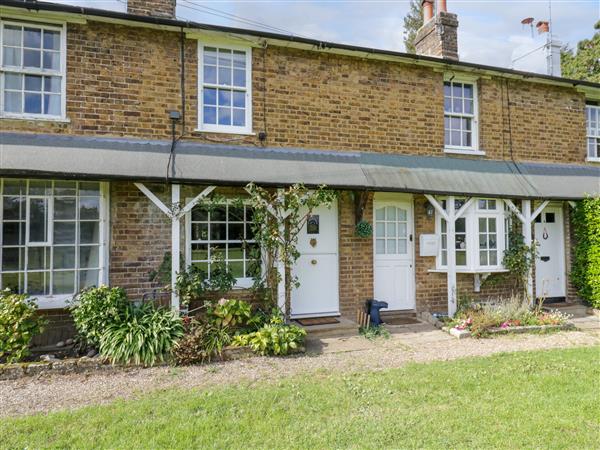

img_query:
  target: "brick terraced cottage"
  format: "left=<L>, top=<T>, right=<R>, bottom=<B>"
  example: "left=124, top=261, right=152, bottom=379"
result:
left=0, top=0, right=599, bottom=342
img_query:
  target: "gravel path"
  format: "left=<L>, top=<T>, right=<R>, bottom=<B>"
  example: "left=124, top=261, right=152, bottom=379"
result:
left=1, top=320, right=599, bottom=418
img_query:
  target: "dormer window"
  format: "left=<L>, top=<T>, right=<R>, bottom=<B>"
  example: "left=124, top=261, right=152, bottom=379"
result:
left=586, top=103, right=600, bottom=161
left=197, top=43, right=252, bottom=134
left=1, top=20, right=66, bottom=120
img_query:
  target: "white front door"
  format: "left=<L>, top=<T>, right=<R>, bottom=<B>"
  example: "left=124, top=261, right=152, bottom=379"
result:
left=373, top=199, right=415, bottom=311
left=291, top=202, right=339, bottom=318
left=534, top=205, right=566, bottom=299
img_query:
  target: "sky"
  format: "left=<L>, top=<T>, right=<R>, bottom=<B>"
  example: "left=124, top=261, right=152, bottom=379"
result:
left=44, top=0, right=600, bottom=74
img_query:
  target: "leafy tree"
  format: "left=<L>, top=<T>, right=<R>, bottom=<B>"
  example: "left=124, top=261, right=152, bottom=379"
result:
left=561, top=20, right=600, bottom=82
left=403, top=0, right=424, bottom=54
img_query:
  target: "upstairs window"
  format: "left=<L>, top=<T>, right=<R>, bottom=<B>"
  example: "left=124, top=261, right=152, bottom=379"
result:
left=586, top=103, right=600, bottom=161
left=1, top=21, right=66, bottom=119
left=444, top=79, right=480, bottom=154
left=198, top=44, right=252, bottom=134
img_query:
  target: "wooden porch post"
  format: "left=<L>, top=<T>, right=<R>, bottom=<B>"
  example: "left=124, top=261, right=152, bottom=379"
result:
left=171, top=184, right=181, bottom=311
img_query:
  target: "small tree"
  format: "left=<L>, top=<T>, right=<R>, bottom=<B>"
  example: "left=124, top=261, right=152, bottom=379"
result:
left=245, top=183, right=337, bottom=321
left=403, top=0, right=424, bottom=54
left=561, top=20, right=599, bottom=83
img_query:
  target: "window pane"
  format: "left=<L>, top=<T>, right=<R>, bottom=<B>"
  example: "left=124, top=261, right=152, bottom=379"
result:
left=53, top=270, right=75, bottom=295
left=375, top=208, right=385, bottom=220
left=44, top=76, right=61, bottom=93
left=456, top=251, right=467, bottom=266
left=4, top=91, right=22, bottom=113
left=43, top=30, right=60, bottom=50
left=24, top=93, right=42, bottom=114
left=218, top=67, right=231, bottom=85
left=489, top=251, right=498, bottom=265
left=80, top=196, right=100, bottom=220
left=385, top=206, right=396, bottom=220
left=203, top=88, right=217, bottom=105
left=191, top=243, right=208, bottom=261
left=2, top=47, right=21, bottom=66
left=386, top=222, right=396, bottom=237
left=3, top=196, right=24, bottom=220
left=2, top=247, right=22, bottom=271
left=191, top=205, right=208, bottom=221
left=218, top=49, right=232, bottom=67
left=203, top=106, right=216, bottom=124
left=27, top=271, right=49, bottom=295
left=211, top=205, right=226, bottom=221
left=233, top=69, right=245, bottom=87
left=228, top=223, right=244, bottom=240
left=1, top=272, right=22, bottom=293
left=232, top=109, right=245, bottom=127
left=5, top=73, right=22, bottom=90
left=54, top=197, right=76, bottom=220
left=489, top=218, right=496, bottom=232
left=54, top=180, right=76, bottom=195
left=480, top=251, right=488, bottom=266
left=375, top=222, right=385, bottom=237
left=54, top=246, right=75, bottom=269
left=79, top=269, right=99, bottom=290
left=28, top=247, right=50, bottom=270
left=376, top=239, right=385, bottom=254
left=23, top=49, right=41, bottom=68
left=210, top=223, right=226, bottom=240
left=229, top=260, right=244, bottom=278
left=44, top=94, right=61, bottom=115
left=228, top=242, right=243, bottom=260
left=191, top=223, right=208, bottom=241
left=218, top=89, right=231, bottom=106
left=232, top=91, right=245, bottom=108
left=2, top=222, right=25, bottom=245
left=29, top=197, right=48, bottom=242
left=54, top=222, right=75, bottom=244
left=203, top=65, right=216, bottom=84
left=479, top=217, right=487, bottom=232
left=456, top=218, right=466, bottom=233
left=232, top=51, right=245, bottom=68
left=79, top=245, right=99, bottom=268
left=23, top=28, right=41, bottom=48
left=4, top=25, right=22, bottom=46
left=386, top=239, right=396, bottom=254
left=204, top=47, right=217, bottom=65
left=229, top=206, right=244, bottom=221
left=43, top=51, right=60, bottom=70
left=79, top=182, right=100, bottom=196
left=397, top=239, right=407, bottom=254
left=80, top=222, right=99, bottom=244
left=218, top=107, right=231, bottom=125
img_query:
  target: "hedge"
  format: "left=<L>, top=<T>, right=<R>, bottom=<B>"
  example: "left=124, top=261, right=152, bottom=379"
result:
left=570, top=197, right=600, bottom=308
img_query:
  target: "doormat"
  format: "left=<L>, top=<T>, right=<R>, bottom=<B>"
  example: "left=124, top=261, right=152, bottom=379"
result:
left=296, top=317, right=340, bottom=326
left=383, top=317, right=420, bottom=326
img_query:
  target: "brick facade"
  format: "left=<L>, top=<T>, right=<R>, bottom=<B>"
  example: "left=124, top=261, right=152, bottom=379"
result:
left=1, top=10, right=595, bottom=330
left=414, top=11, right=459, bottom=61
left=127, top=0, right=176, bottom=18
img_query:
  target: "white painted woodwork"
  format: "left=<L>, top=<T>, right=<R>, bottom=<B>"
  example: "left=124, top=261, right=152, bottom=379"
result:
left=291, top=202, right=339, bottom=318
left=373, top=199, right=415, bottom=311
left=534, top=205, right=566, bottom=298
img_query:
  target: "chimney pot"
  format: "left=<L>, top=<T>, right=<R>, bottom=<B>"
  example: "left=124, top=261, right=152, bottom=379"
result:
left=422, top=0, right=434, bottom=22
left=536, top=21, right=550, bottom=34
left=439, top=0, right=448, bottom=12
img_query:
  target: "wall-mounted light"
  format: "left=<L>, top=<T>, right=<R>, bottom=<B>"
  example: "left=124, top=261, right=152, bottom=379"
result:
left=425, top=200, right=435, bottom=217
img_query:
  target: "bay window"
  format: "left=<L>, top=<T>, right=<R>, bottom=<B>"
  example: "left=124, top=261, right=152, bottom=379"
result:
left=436, top=197, right=506, bottom=272
left=0, top=179, right=108, bottom=308
left=198, top=43, right=252, bottom=134
left=186, top=202, right=257, bottom=288
left=1, top=20, right=66, bottom=119
left=586, top=103, right=600, bottom=161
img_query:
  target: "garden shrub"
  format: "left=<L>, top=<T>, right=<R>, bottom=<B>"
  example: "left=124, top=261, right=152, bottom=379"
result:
left=99, top=302, right=183, bottom=366
left=175, top=259, right=237, bottom=307
left=233, top=312, right=306, bottom=356
left=206, top=298, right=252, bottom=328
left=571, top=197, right=600, bottom=308
left=0, top=290, right=46, bottom=363
left=69, top=286, right=129, bottom=347
left=172, top=318, right=232, bottom=365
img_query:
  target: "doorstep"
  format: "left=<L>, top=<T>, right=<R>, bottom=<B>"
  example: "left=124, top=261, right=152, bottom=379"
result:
left=295, top=317, right=358, bottom=339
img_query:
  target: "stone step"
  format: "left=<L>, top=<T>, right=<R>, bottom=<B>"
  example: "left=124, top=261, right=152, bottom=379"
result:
left=542, top=302, right=590, bottom=318
left=296, top=317, right=359, bottom=338
left=380, top=310, right=417, bottom=319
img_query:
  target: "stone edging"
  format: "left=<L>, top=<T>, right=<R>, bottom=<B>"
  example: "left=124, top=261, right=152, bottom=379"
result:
left=444, top=322, right=575, bottom=339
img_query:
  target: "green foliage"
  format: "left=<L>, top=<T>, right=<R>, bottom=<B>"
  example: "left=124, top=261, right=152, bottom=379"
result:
left=355, top=220, right=373, bottom=238
left=561, top=20, right=600, bottom=82
left=0, top=290, right=46, bottom=363
left=245, top=183, right=337, bottom=320
left=359, top=325, right=390, bottom=340
left=502, top=221, right=538, bottom=300
left=571, top=197, right=600, bottom=308
left=99, top=303, right=183, bottom=366
left=148, top=251, right=184, bottom=286
left=175, top=258, right=237, bottom=307
left=403, top=0, right=424, bottom=54
left=206, top=298, right=252, bottom=328
left=69, top=286, right=129, bottom=347
left=172, top=318, right=231, bottom=365
left=232, top=312, right=306, bottom=356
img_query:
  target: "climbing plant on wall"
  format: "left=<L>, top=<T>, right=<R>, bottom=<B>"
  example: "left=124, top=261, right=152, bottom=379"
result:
left=245, top=183, right=337, bottom=321
left=502, top=217, right=539, bottom=301
left=570, top=197, right=600, bottom=308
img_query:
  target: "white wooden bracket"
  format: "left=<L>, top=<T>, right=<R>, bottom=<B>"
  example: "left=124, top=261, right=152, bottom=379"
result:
left=134, top=183, right=216, bottom=311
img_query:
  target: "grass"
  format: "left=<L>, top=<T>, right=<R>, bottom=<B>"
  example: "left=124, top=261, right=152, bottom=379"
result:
left=1, top=347, right=599, bottom=449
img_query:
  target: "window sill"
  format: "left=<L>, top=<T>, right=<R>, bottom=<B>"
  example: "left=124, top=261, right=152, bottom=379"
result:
left=444, top=147, right=486, bottom=156
left=34, top=295, right=73, bottom=310
left=0, top=115, right=70, bottom=123
left=194, top=128, right=255, bottom=136
left=585, top=157, right=600, bottom=163
left=429, top=268, right=509, bottom=274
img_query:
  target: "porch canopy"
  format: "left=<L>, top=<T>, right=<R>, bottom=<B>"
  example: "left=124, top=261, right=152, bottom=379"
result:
left=2, top=132, right=599, bottom=199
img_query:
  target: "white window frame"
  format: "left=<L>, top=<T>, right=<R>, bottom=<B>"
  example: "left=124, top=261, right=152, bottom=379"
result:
left=443, top=75, right=482, bottom=155
left=197, top=42, right=252, bottom=135
left=435, top=197, right=507, bottom=273
left=0, top=179, right=109, bottom=309
left=0, top=19, right=67, bottom=121
left=585, top=103, right=600, bottom=162
left=185, top=199, right=257, bottom=289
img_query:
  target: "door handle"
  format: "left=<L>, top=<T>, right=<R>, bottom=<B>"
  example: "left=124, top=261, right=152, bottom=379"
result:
left=409, top=234, right=413, bottom=242
left=541, top=256, right=550, bottom=262
left=311, top=259, right=317, bottom=265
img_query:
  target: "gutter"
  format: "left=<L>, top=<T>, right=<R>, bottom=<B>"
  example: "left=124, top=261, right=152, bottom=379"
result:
left=2, top=0, right=600, bottom=91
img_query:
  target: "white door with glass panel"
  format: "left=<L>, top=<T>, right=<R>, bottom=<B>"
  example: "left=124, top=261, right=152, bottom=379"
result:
left=373, top=201, right=415, bottom=310
left=534, top=206, right=566, bottom=299
left=291, top=202, right=339, bottom=318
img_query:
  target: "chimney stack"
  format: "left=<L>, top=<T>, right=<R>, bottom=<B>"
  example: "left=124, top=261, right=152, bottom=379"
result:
left=127, top=0, right=176, bottom=19
left=414, top=0, right=459, bottom=61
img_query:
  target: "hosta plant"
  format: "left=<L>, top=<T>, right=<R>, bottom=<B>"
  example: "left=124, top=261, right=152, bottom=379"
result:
left=0, top=289, right=46, bottom=363
left=99, top=303, right=183, bottom=366
left=233, top=312, right=306, bottom=356
left=206, top=298, right=252, bottom=328
left=172, top=318, right=232, bottom=365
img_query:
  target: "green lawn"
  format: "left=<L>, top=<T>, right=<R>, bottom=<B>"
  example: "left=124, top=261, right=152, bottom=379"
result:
left=1, top=347, right=599, bottom=449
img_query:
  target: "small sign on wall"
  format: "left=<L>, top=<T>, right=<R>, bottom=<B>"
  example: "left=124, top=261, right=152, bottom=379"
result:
left=420, top=234, right=440, bottom=257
